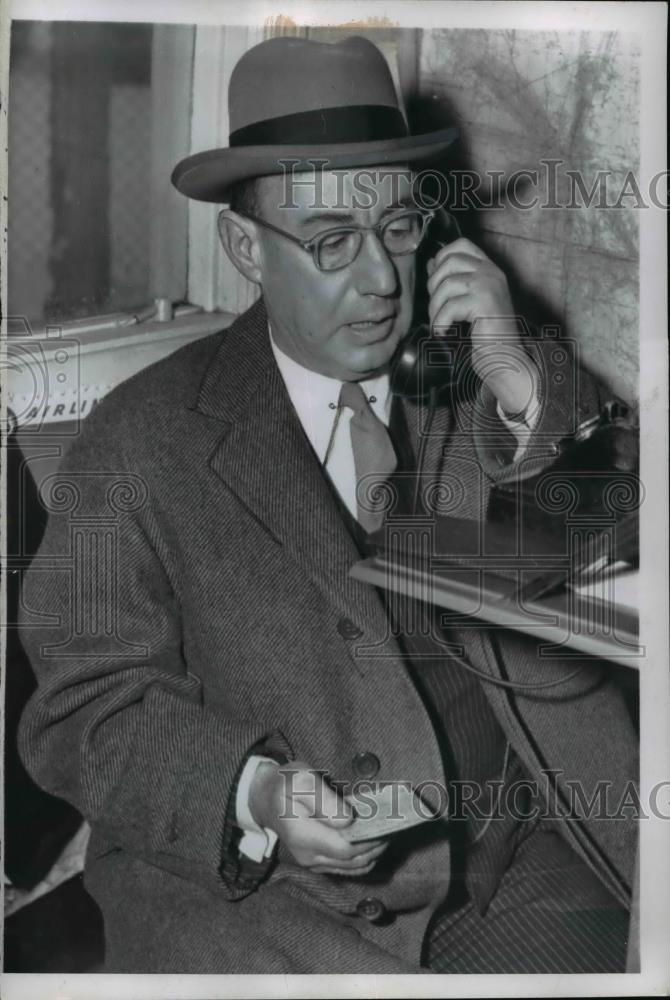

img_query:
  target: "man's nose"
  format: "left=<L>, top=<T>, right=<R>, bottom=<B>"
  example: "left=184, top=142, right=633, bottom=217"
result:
left=353, top=231, right=398, bottom=297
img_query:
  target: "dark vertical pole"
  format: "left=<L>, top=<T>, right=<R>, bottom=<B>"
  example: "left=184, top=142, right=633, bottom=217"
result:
left=397, top=27, right=421, bottom=107
left=47, top=23, right=113, bottom=319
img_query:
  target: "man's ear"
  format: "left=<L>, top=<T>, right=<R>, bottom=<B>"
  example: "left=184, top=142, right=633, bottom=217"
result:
left=217, top=210, right=263, bottom=284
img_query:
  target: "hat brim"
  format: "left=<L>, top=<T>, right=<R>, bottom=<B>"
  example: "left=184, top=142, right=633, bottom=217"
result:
left=171, top=127, right=459, bottom=203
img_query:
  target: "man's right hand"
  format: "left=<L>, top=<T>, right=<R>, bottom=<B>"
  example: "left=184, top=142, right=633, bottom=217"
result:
left=248, top=759, right=388, bottom=876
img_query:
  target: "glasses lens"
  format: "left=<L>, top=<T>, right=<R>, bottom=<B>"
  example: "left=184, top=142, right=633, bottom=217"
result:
left=315, top=230, right=362, bottom=270
left=381, top=211, right=427, bottom=255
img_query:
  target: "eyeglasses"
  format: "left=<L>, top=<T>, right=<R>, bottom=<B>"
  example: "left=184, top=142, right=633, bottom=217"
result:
left=240, top=208, right=436, bottom=272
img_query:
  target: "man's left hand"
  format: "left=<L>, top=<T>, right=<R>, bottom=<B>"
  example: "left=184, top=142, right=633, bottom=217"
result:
left=426, top=237, right=538, bottom=416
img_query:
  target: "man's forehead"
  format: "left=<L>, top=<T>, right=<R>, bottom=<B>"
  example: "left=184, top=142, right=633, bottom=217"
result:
left=261, top=166, right=415, bottom=215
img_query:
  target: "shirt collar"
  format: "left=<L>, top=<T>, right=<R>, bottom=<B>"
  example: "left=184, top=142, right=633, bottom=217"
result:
left=268, top=324, right=392, bottom=458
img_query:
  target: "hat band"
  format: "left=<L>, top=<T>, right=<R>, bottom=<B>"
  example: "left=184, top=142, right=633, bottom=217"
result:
left=229, top=104, right=408, bottom=148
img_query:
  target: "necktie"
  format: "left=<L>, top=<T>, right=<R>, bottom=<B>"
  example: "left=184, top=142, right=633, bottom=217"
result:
left=339, top=381, right=397, bottom=533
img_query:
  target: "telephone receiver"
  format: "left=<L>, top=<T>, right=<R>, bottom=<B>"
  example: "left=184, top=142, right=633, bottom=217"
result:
left=390, top=207, right=473, bottom=402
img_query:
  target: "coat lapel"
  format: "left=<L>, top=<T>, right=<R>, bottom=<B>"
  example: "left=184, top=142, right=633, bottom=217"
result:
left=396, top=391, right=455, bottom=519
left=191, top=299, right=393, bottom=648
left=400, top=395, right=452, bottom=477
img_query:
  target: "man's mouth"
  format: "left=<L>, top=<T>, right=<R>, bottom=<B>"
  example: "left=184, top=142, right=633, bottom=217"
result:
left=348, top=315, right=395, bottom=333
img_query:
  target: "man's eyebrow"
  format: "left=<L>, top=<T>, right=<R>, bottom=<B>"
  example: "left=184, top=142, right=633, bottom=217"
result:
left=381, top=197, right=415, bottom=214
left=297, top=211, right=356, bottom=229
left=297, top=199, right=416, bottom=230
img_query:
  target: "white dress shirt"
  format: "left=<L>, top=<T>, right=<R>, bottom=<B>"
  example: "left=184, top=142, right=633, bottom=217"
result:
left=270, top=336, right=393, bottom=519
left=235, top=327, right=539, bottom=861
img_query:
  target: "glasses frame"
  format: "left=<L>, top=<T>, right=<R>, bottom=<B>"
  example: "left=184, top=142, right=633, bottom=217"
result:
left=239, top=207, right=437, bottom=271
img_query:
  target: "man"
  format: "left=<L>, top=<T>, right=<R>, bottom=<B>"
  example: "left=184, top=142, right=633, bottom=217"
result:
left=18, top=35, right=637, bottom=974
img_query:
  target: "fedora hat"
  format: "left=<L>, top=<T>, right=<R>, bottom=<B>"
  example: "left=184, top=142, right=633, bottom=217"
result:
left=171, top=35, right=458, bottom=203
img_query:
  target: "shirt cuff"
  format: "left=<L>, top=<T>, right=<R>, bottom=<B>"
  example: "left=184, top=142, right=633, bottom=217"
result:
left=496, top=391, right=541, bottom=463
left=236, top=755, right=279, bottom=863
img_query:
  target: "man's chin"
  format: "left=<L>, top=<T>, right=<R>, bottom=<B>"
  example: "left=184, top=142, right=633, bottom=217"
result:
left=343, top=331, right=403, bottom=378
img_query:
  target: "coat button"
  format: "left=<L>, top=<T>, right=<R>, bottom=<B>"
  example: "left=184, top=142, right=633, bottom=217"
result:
left=337, top=617, right=363, bottom=640
left=352, top=751, right=380, bottom=779
left=356, top=897, right=386, bottom=923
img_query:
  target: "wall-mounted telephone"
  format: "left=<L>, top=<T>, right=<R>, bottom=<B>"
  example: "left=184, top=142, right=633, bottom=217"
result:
left=390, top=207, right=472, bottom=401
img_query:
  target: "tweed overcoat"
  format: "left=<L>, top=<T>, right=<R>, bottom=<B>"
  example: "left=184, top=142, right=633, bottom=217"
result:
left=18, top=298, right=638, bottom=973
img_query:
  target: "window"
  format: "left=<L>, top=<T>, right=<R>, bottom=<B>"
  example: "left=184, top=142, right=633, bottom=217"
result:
left=8, top=20, right=194, bottom=326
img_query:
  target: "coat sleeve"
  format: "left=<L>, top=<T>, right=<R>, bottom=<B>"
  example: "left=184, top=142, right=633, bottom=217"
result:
left=17, top=430, right=292, bottom=899
left=471, top=334, right=609, bottom=484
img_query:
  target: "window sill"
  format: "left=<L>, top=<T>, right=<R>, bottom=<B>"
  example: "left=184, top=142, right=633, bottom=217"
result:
left=8, top=306, right=237, bottom=430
